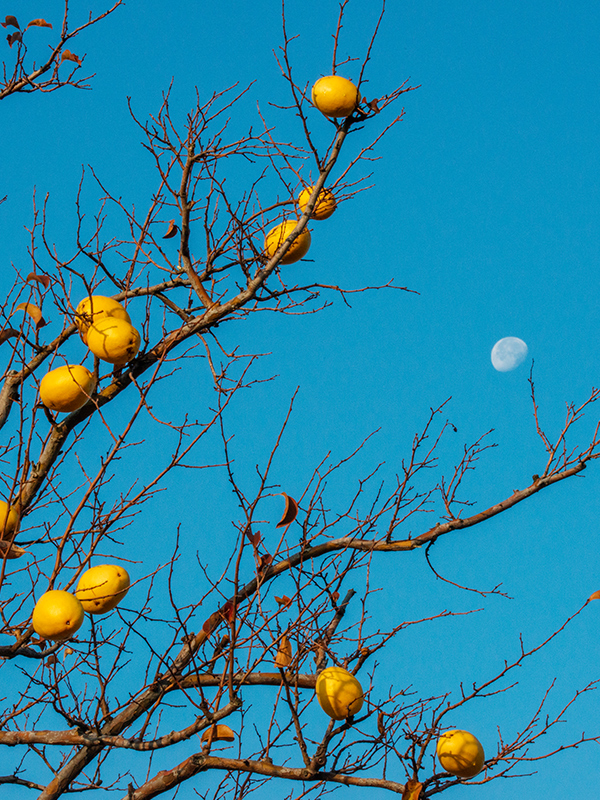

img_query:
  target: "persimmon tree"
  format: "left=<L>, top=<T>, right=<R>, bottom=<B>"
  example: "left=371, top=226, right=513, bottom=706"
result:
left=0, top=3, right=599, bottom=799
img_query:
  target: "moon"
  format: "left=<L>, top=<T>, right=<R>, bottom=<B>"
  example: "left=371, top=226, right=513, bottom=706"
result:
left=491, top=337, right=529, bottom=372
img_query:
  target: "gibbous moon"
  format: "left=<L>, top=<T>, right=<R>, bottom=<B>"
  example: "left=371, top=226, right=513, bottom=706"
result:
left=491, top=337, right=528, bottom=372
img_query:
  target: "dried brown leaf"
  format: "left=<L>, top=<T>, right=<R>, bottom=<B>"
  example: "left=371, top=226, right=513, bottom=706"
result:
left=7, top=31, right=21, bottom=47
left=259, top=553, right=273, bottom=570
left=275, top=635, right=292, bottom=668
left=201, top=724, right=235, bottom=743
left=377, top=711, right=386, bottom=737
left=0, top=328, right=19, bottom=344
left=1, top=16, right=19, bottom=29
left=0, top=540, right=26, bottom=559
left=274, top=595, right=292, bottom=608
left=588, top=590, right=600, bottom=602
left=202, top=611, right=220, bottom=636
left=402, top=780, right=423, bottom=800
left=27, top=19, right=52, bottom=29
left=27, top=272, right=51, bottom=289
left=276, top=493, right=298, bottom=528
left=13, top=302, right=46, bottom=329
left=60, top=49, right=81, bottom=66
left=246, top=530, right=261, bottom=547
left=220, top=601, right=235, bottom=624
left=162, top=220, right=179, bottom=239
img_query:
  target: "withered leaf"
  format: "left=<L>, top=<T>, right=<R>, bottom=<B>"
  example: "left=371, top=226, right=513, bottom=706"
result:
left=0, top=327, right=19, bottom=344
left=27, top=19, right=52, bottom=29
left=0, top=540, right=26, bottom=559
left=368, top=98, right=381, bottom=114
left=202, top=611, right=220, bottom=636
left=1, top=16, right=19, bottom=29
left=377, top=711, right=386, bottom=737
left=162, top=220, right=179, bottom=239
left=201, top=724, right=235, bottom=743
left=275, top=635, right=292, bottom=668
left=46, top=655, right=58, bottom=666
left=60, top=49, right=81, bottom=66
left=402, top=780, right=423, bottom=800
left=246, top=530, right=261, bottom=547
left=27, top=272, right=51, bottom=289
left=274, top=595, right=292, bottom=608
left=220, top=601, right=235, bottom=624
left=276, top=493, right=298, bottom=528
left=13, top=302, right=46, bottom=329
left=259, top=553, right=273, bottom=570
left=588, top=590, right=600, bottom=602
left=7, top=31, right=21, bottom=47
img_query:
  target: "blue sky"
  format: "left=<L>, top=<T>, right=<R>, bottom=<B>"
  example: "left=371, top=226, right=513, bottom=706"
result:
left=2, top=0, right=600, bottom=797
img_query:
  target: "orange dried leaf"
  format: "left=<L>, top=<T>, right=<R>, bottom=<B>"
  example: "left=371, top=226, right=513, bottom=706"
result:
left=27, top=19, right=52, bottom=29
left=1, top=16, right=19, bottom=29
left=274, top=595, right=292, bottom=608
left=13, top=302, right=46, bottom=329
left=275, top=635, right=292, bottom=668
left=402, top=780, right=423, bottom=800
left=588, top=590, right=600, bottom=602
left=276, top=493, right=298, bottom=528
left=27, top=272, right=51, bottom=289
left=7, top=31, right=21, bottom=47
left=60, top=49, right=81, bottom=66
left=201, top=724, right=235, bottom=743
left=162, top=220, right=179, bottom=239
left=0, top=328, right=19, bottom=344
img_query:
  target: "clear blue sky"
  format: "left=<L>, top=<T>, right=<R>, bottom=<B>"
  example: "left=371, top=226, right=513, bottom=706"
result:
left=2, top=0, right=600, bottom=797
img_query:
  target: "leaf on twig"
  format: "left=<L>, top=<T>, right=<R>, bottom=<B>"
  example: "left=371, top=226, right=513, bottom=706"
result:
left=276, top=493, right=298, bottom=528
left=259, top=553, right=273, bottom=570
left=377, top=711, right=386, bottom=736
left=0, top=327, right=19, bottom=344
left=367, top=98, right=381, bottom=114
left=27, top=272, right=51, bottom=289
left=246, top=529, right=261, bottom=547
left=162, top=220, right=179, bottom=239
left=220, top=601, right=235, bottom=624
left=274, top=634, right=292, bottom=668
left=274, top=595, right=292, bottom=608
left=60, top=49, right=81, bottom=66
left=7, top=31, right=21, bottom=47
left=27, top=19, right=52, bottom=29
left=1, top=16, right=19, bottom=29
left=588, top=590, right=600, bottom=602
left=13, top=302, right=46, bottom=329
left=202, top=611, right=220, bottom=636
left=402, top=779, right=423, bottom=800
left=201, top=724, right=235, bottom=743
left=0, top=540, right=27, bottom=559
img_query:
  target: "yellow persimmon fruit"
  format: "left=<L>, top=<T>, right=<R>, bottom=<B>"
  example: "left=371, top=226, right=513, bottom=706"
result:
left=315, top=666, right=364, bottom=720
left=75, top=564, right=130, bottom=614
left=436, top=729, right=485, bottom=778
left=32, top=590, right=85, bottom=641
left=264, top=220, right=311, bottom=264
left=0, top=500, right=19, bottom=538
left=86, top=317, right=141, bottom=366
left=311, top=75, right=361, bottom=118
left=298, top=186, right=337, bottom=220
left=39, top=365, right=95, bottom=413
left=75, top=295, right=131, bottom=344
